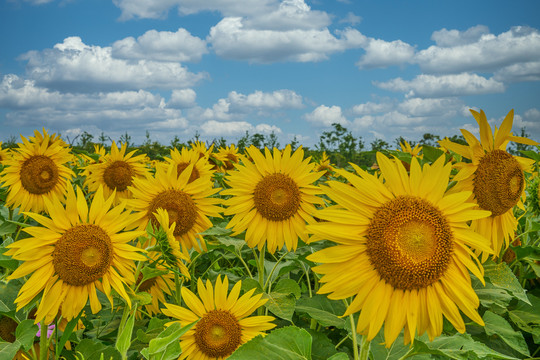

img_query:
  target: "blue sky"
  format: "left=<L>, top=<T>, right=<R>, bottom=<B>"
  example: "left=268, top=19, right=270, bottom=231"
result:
left=1, top=0, right=540, bottom=148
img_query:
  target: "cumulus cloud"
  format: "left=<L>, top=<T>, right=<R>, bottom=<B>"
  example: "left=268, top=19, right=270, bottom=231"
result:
left=200, top=120, right=281, bottom=136
left=20, top=36, right=207, bottom=92
left=304, top=105, right=348, bottom=127
left=430, top=25, right=490, bottom=47
left=208, top=17, right=366, bottom=63
left=356, top=38, right=415, bottom=69
left=416, top=26, right=540, bottom=74
left=242, top=0, right=331, bottom=30
left=396, top=98, right=462, bottom=117
left=191, top=89, right=303, bottom=121
left=227, top=89, right=303, bottom=110
left=374, top=73, right=505, bottom=98
left=113, top=0, right=276, bottom=20
left=339, top=12, right=362, bottom=25
left=494, top=61, right=540, bottom=82
left=168, top=89, right=197, bottom=109
left=351, top=101, right=394, bottom=115
left=112, top=28, right=208, bottom=62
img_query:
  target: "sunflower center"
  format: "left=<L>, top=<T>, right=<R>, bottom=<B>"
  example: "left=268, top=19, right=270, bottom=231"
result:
left=177, top=162, right=200, bottom=183
left=194, top=310, right=242, bottom=358
left=473, top=150, right=524, bottom=217
left=20, top=155, right=59, bottom=195
left=103, top=160, right=133, bottom=192
left=366, top=196, right=453, bottom=290
left=53, top=224, right=113, bottom=286
left=224, top=154, right=238, bottom=170
left=136, top=273, right=157, bottom=292
left=148, top=190, right=197, bottom=237
left=253, top=173, right=301, bottom=221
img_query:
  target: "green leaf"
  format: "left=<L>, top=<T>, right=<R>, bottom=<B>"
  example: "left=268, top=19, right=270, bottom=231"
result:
left=422, top=145, right=445, bottom=163
left=75, top=339, right=122, bottom=360
left=508, top=293, right=540, bottom=343
left=0, top=221, right=17, bottom=236
left=410, top=333, right=518, bottom=360
left=483, top=311, right=530, bottom=357
left=229, top=326, right=312, bottom=360
left=484, top=262, right=530, bottom=304
left=140, top=267, right=169, bottom=284
left=0, top=280, right=20, bottom=313
left=0, top=247, right=18, bottom=270
left=200, top=225, right=232, bottom=236
left=56, top=313, right=83, bottom=356
left=306, top=329, right=339, bottom=360
left=295, top=295, right=347, bottom=329
left=519, top=149, right=540, bottom=161
left=0, top=342, right=20, bottom=360
left=273, top=279, right=301, bottom=300
left=145, top=321, right=195, bottom=356
left=327, top=354, right=349, bottom=360
left=15, top=319, right=38, bottom=351
left=370, top=330, right=412, bottom=360
left=115, top=304, right=137, bottom=357
left=263, top=292, right=296, bottom=321
left=215, top=236, right=246, bottom=253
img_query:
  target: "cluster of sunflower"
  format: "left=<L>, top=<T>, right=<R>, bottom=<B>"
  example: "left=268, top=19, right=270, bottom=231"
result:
left=0, top=108, right=538, bottom=359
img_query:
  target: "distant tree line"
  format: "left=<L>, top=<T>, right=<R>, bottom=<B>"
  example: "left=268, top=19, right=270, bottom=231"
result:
left=1, top=125, right=535, bottom=168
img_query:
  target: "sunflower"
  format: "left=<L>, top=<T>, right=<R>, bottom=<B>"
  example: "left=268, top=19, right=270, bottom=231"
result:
left=5, top=185, right=147, bottom=324
left=399, top=140, right=423, bottom=158
left=164, top=147, right=214, bottom=184
left=128, top=162, right=222, bottom=254
left=137, top=208, right=191, bottom=316
left=0, top=142, right=11, bottom=164
left=0, top=129, right=74, bottom=213
left=162, top=275, right=275, bottom=359
left=439, top=109, right=538, bottom=260
left=190, top=140, right=214, bottom=159
left=83, top=141, right=149, bottom=204
left=307, top=153, right=492, bottom=346
left=216, top=144, right=240, bottom=172
left=315, top=151, right=335, bottom=177
left=221, top=145, right=324, bottom=253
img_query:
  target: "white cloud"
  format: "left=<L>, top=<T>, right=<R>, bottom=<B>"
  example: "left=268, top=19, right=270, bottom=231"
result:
left=416, top=26, right=540, bottom=74
left=242, top=0, right=331, bottom=30
left=515, top=108, right=540, bottom=132
left=112, top=28, right=208, bottom=62
left=494, top=61, right=540, bottom=82
left=228, top=89, right=303, bottom=110
left=356, top=38, right=415, bottom=69
left=168, top=89, right=197, bottom=108
left=397, top=98, right=462, bottom=117
left=351, top=101, right=394, bottom=115
left=430, top=25, right=490, bottom=47
left=112, top=0, right=276, bottom=20
left=339, top=12, right=362, bottom=25
left=20, top=36, right=207, bottom=92
left=190, top=89, right=303, bottom=120
left=208, top=17, right=366, bottom=63
left=375, top=73, right=505, bottom=98
left=304, top=105, right=348, bottom=127
left=200, top=120, right=281, bottom=136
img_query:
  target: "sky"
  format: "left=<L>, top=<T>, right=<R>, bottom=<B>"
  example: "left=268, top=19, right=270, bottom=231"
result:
left=1, top=0, right=540, bottom=149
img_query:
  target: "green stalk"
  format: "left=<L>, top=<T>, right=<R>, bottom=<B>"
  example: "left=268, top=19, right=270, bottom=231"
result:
left=39, top=321, right=49, bottom=360
left=358, top=335, right=371, bottom=360
left=344, top=299, right=360, bottom=360
left=256, top=245, right=266, bottom=316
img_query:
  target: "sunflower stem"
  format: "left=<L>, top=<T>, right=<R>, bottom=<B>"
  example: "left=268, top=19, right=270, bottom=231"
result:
left=263, top=251, right=287, bottom=292
left=39, top=321, right=49, bottom=360
left=256, top=245, right=266, bottom=316
left=175, top=272, right=182, bottom=305
left=344, top=298, right=361, bottom=360
left=236, top=250, right=253, bottom=279
left=358, top=335, right=370, bottom=360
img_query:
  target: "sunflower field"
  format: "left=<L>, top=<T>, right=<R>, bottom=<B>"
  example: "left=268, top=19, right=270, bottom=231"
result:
left=1, top=109, right=540, bottom=360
